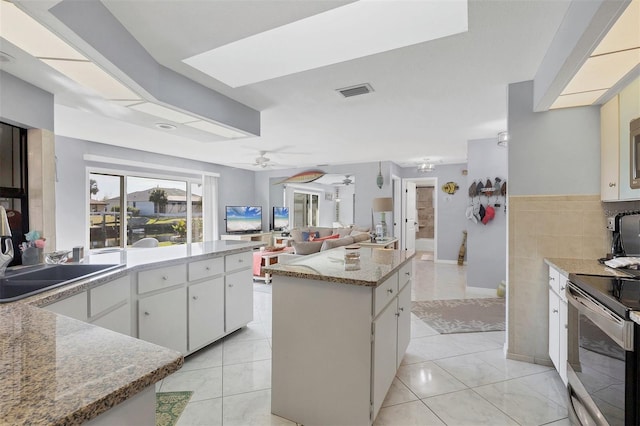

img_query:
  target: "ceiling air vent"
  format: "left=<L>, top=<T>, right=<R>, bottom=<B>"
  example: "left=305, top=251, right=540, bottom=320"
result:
left=336, top=83, right=374, bottom=98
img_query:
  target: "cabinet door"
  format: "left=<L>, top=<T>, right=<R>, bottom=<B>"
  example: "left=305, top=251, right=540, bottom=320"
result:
left=225, top=268, right=253, bottom=332
left=372, top=300, right=398, bottom=420
left=548, top=289, right=560, bottom=371
left=396, top=283, right=411, bottom=369
left=559, top=299, right=568, bottom=385
left=619, top=77, right=640, bottom=200
left=189, top=278, right=224, bottom=351
left=92, top=303, right=131, bottom=336
left=601, top=95, right=620, bottom=200
left=138, top=287, right=187, bottom=353
left=44, top=291, right=88, bottom=322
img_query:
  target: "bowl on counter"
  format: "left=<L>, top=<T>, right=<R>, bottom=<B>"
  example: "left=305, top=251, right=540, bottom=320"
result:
left=44, top=250, right=71, bottom=264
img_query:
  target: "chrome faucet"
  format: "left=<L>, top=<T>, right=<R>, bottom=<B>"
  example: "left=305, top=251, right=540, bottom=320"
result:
left=0, top=206, right=14, bottom=275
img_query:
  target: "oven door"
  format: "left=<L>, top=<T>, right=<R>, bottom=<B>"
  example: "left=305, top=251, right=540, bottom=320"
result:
left=566, top=282, right=637, bottom=426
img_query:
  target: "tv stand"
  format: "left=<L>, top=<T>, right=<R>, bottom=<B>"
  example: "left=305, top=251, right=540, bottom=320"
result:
left=220, top=232, right=271, bottom=244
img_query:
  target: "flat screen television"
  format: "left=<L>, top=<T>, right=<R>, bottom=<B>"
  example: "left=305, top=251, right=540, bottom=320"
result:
left=273, top=206, right=289, bottom=231
left=225, top=206, right=262, bottom=234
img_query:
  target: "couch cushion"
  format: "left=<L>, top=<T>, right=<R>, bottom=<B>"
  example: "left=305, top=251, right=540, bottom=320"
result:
left=292, top=241, right=323, bottom=255
left=321, top=236, right=354, bottom=251
left=351, top=232, right=371, bottom=243
left=333, top=227, right=352, bottom=238
left=310, top=227, right=333, bottom=238
left=290, top=229, right=304, bottom=242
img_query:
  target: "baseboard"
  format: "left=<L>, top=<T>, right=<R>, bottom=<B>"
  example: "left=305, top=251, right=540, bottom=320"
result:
left=506, top=351, right=554, bottom=367
left=434, top=259, right=466, bottom=265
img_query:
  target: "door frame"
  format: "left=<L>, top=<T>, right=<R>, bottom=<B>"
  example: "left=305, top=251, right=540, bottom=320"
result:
left=401, top=177, right=438, bottom=259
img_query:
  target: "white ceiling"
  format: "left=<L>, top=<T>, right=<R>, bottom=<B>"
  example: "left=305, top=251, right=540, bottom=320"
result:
left=1, top=0, right=577, bottom=170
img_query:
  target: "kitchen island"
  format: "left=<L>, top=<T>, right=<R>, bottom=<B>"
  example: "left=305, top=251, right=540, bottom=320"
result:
left=1, top=240, right=261, bottom=425
left=264, top=246, right=415, bottom=425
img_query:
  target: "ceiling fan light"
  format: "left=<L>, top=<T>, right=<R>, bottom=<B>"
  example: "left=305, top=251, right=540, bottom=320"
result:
left=418, top=162, right=435, bottom=173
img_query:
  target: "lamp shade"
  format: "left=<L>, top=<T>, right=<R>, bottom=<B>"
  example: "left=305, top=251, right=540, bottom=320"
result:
left=372, top=197, right=393, bottom=212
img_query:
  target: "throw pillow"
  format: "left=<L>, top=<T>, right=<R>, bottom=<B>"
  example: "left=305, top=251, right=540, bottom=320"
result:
left=333, top=227, right=352, bottom=238
left=302, top=231, right=320, bottom=241
left=314, top=234, right=340, bottom=242
left=292, top=241, right=323, bottom=255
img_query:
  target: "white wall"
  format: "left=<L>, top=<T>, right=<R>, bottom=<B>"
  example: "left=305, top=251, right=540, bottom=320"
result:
left=467, top=138, right=507, bottom=289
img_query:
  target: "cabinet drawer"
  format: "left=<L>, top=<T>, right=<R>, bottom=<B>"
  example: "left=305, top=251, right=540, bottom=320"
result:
left=138, top=264, right=186, bottom=294
left=399, top=262, right=412, bottom=289
left=90, top=276, right=130, bottom=317
left=189, top=257, right=224, bottom=282
left=374, top=273, right=398, bottom=317
left=225, top=251, right=252, bottom=272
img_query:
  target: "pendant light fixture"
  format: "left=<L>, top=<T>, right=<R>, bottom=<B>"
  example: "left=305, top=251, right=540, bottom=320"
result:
left=417, top=159, right=435, bottom=173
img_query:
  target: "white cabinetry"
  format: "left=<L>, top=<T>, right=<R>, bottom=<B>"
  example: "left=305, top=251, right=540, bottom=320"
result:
left=188, top=277, right=224, bottom=352
left=88, top=276, right=131, bottom=335
left=272, top=260, right=412, bottom=425
left=548, top=265, right=568, bottom=384
left=44, top=291, right=88, bottom=321
left=601, top=95, right=620, bottom=201
left=225, top=268, right=253, bottom=332
left=139, top=287, right=187, bottom=353
left=601, top=76, right=640, bottom=201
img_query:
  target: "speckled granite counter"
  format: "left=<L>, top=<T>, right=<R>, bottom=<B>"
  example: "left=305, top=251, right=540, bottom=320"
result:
left=0, top=302, right=182, bottom=425
left=263, top=246, right=414, bottom=286
left=1, top=240, right=260, bottom=425
left=544, top=258, right=633, bottom=278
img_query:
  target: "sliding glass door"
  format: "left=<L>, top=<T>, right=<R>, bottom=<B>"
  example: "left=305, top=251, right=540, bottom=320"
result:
left=293, top=192, right=319, bottom=227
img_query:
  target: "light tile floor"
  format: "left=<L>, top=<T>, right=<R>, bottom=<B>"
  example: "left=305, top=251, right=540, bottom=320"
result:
left=159, top=251, right=569, bottom=426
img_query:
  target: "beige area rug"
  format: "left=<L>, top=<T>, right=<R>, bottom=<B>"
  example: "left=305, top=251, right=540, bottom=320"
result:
left=156, top=391, right=193, bottom=426
left=412, top=298, right=505, bottom=334
left=420, top=253, right=434, bottom=261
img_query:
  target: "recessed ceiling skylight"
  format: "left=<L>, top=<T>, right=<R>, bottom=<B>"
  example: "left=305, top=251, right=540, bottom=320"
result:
left=183, top=0, right=468, bottom=87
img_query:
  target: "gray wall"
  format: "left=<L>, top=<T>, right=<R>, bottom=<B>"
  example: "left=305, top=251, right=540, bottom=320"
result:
left=509, top=80, right=600, bottom=195
left=467, top=138, right=507, bottom=289
left=55, top=136, right=255, bottom=249
left=401, top=163, right=468, bottom=262
left=0, top=71, right=54, bottom=130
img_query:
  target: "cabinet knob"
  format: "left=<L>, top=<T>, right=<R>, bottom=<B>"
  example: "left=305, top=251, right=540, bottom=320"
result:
left=395, top=312, right=400, bottom=317
left=399, top=307, right=404, bottom=312
left=549, top=277, right=555, bottom=281
left=144, top=311, right=150, bottom=316
left=162, top=276, right=168, bottom=281
left=553, top=308, right=558, bottom=313
left=387, top=288, right=394, bottom=294
left=405, top=272, right=410, bottom=276
left=192, top=296, right=198, bottom=300
left=229, top=283, right=234, bottom=288
left=238, top=259, right=244, bottom=263
left=205, top=267, right=210, bottom=271
left=609, top=182, right=617, bottom=187
left=560, top=285, right=566, bottom=291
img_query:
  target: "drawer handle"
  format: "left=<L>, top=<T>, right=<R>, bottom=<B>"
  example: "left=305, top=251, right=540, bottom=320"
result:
left=560, top=285, right=566, bottom=291
left=162, top=276, right=168, bottom=281
left=192, top=296, right=198, bottom=300
left=395, top=312, right=400, bottom=317
left=552, top=308, right=558, bottom=313
left=549, top=277, right=555, bottom=281
left=144, top=311, right=150, bottom=316
left=405, top=272, right=410, bottom=276
left=238, top=259, right=244, bottom=263
left=609, top=182, right=616, bottom=187
left=387, top=289, right=394, bottom=294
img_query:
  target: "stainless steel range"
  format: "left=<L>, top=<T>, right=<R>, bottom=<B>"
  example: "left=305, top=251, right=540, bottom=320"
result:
left=567, top=273, right=640, bottom=425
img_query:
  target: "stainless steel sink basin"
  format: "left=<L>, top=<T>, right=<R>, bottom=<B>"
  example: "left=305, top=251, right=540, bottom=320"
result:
left=0, top=264, right=122, bottom=303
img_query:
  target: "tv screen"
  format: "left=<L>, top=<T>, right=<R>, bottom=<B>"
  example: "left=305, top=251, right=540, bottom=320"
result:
left=273, top=206, right=289, bottom=231
left=225, top=206, right=262, bottom=233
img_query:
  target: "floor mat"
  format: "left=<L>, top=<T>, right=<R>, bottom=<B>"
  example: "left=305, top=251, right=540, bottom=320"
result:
left=411, top=298, right=505, bottom=334
left=156, top=391, right=193, bottom=426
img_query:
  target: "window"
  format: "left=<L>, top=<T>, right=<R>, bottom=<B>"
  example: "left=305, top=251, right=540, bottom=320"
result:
left=293, top=192, right=319, bottom=227
left=89, top=172, right=203, bottom=249
left=0, top=122, right=28, bottom=266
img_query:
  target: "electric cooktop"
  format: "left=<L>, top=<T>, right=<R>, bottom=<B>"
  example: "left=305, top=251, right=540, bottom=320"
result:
left=569, top=273, right=640, bottom=318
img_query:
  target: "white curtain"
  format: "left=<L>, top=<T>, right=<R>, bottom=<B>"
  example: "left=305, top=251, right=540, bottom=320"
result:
left=203, top=175, right=218, bottom=241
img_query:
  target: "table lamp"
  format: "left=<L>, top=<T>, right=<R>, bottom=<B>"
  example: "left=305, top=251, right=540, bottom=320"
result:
left=372, top=197, right=393, bottom=240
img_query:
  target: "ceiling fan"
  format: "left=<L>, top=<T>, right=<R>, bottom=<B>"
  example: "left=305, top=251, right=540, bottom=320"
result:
left=331, top=175, right=354, bottom=186
left=253, top=151, right=272, bottom=168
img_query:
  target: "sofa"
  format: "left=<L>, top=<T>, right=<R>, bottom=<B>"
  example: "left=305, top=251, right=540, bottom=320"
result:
left=287, top=226, right=371, bottom=255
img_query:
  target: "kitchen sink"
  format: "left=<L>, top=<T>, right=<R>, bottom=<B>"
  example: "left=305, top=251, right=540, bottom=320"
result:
left=0, top=264, right=122, bottom=303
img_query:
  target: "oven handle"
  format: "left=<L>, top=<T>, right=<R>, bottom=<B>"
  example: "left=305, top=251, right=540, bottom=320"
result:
left=567, top=282, right=634, bottom=351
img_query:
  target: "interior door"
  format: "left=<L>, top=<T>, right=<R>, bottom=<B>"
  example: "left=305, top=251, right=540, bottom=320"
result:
left=404, top=181, right=417, bottom=251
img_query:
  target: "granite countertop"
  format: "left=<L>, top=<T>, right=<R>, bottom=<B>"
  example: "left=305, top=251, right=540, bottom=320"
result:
left=544, top=258, right=633, bottom=278
left=1, top=240, right=259, bottom=425
left=264, top=246, right=415, bottom=286
left=0, top=302, right=183, bottom=425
